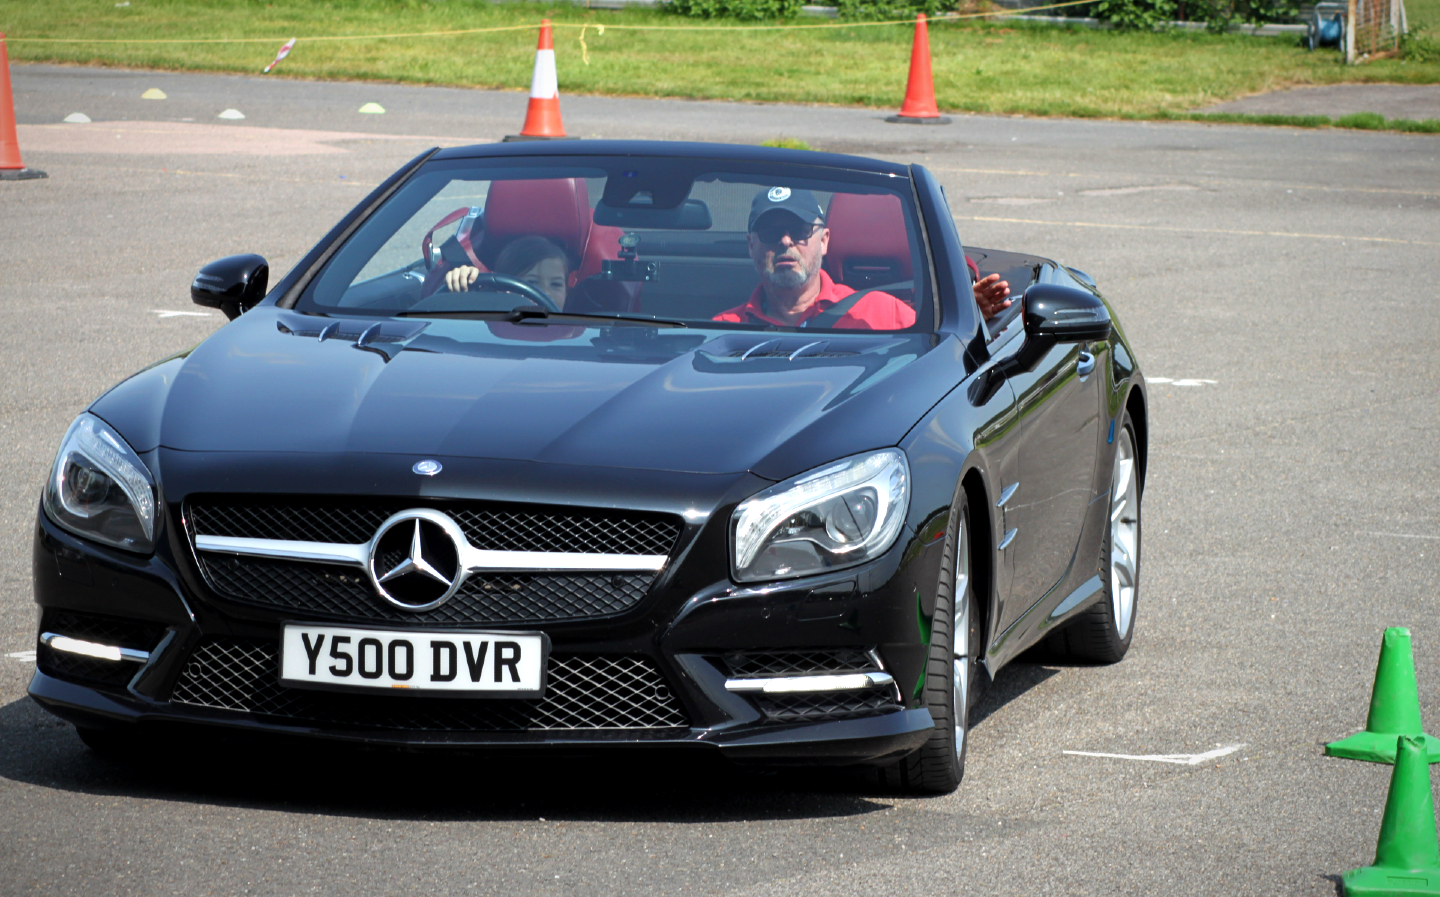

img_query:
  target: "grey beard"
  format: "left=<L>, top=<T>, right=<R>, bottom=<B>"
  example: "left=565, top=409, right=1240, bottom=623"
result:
left=762, top=261, right=812, bottom=289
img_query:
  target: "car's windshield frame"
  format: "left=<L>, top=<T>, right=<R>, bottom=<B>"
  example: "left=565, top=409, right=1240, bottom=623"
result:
left=292, top=155, right=939, bottom=335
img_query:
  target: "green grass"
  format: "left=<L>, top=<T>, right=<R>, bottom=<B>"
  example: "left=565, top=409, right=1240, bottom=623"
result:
left=759, top=137, right=815, bottom=149
left=3, top=0, right=1438, bottom=121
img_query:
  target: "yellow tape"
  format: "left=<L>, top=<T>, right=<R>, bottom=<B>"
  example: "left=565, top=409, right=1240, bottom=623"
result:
left=5, top=0, right=1096, bottom=43
left=579, top=22, right=605, bottom=64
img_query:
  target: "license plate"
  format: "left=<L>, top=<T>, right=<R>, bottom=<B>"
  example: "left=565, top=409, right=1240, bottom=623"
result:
left=279, top=624, right=548, bottom=696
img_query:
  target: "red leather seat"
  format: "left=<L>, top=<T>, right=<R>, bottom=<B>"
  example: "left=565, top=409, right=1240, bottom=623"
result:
left=421, top=177, right=638, bottom=313
left=481, top=179, right=637, bottom=313
left=823, top=193, right=913, bottom=296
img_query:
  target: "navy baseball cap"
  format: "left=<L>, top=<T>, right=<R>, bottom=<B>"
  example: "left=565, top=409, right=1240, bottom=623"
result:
left=748, top=186, right=825, bottom=232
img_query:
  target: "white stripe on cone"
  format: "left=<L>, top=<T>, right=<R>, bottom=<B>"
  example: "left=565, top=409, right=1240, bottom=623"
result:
left=530, top=49, right=558, bottom=100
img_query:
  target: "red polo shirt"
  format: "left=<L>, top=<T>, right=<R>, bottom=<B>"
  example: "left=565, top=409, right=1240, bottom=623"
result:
left=713, top=271, right=916, bottom=330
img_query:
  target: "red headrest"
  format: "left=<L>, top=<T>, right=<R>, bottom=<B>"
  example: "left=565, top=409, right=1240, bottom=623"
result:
left=823, top=193, right=913, bottom=286
left=480, top=178, right=593, bottom=269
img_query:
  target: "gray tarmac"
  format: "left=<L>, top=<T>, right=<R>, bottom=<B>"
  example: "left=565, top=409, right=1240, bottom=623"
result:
left=1, top=64, right=1438, bottom=897
left=1197, top=83, right=1440, bottom=119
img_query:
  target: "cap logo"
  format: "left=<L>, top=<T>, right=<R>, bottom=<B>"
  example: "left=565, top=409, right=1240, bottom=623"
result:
left=767, top=186, right=791, bottom=203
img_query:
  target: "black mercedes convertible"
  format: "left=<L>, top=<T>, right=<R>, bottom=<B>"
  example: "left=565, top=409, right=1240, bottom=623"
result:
left=30, top=140, right=1146, bottom=794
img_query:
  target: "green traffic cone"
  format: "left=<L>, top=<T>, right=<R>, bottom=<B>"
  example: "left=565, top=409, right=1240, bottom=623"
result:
left=1328, top=628, right=1440, bottom=765
left=1343, top=735, right=1440, bottom=896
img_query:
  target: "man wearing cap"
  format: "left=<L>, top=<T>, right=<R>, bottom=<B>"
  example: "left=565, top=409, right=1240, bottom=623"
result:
left=714, top=187, right=1010, bottom=329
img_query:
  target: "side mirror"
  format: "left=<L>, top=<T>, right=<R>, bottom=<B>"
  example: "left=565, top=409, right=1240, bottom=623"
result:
left=1001, top=283, right=1112, bottom=376
left=191, top=254, right=268, bottom=321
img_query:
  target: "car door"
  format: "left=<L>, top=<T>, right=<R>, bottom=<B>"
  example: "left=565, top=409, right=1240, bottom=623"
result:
left=994, top=264, right=1105, bottom=634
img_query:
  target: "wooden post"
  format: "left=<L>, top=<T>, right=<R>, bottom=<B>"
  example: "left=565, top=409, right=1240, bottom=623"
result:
left=1345, top=0, right=1357, bottom=63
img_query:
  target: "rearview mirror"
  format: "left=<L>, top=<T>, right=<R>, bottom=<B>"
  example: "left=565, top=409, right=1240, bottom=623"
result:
left=191, top=254, right=269, bottom=321
left=593, top=199, right=713, bottom=230
left=1000, top=283, right=1112, bottom=376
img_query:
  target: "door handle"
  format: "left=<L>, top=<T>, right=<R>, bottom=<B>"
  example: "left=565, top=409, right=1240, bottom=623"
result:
left=1077, top=351, right=1096, bottom=380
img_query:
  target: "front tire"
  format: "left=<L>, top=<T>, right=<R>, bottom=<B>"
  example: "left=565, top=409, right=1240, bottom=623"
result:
left=1046, top=411, right=1141, bottom=663
left=866, top=497, right=979, bottom=795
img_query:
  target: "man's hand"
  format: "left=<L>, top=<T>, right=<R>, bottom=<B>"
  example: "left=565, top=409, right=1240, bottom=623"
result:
left=974, top=273, right=1011, bottom=320
left=444, top=265, right=481, bottom=293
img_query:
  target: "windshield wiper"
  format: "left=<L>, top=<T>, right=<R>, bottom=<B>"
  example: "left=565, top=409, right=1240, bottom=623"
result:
left=399, top=305, right=688, bottom=327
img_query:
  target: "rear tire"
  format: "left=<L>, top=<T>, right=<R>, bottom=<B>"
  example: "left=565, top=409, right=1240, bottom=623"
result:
left=1046, top=411, right=1141, bottom=663
left=865, top=497, right=979, bottom=795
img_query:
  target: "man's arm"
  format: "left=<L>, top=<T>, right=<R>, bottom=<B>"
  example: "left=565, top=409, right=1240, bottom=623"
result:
left=974, top=273, right=1011, bottom=320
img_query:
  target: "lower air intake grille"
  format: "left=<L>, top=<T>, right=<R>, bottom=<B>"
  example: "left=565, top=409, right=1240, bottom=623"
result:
left=37, top=611, right=167, bottom=689
left=753, top=691, right=901, bottom=723
left=722, top=648, right=880, bottom=679
left=171, top=639, right=689, bottom=731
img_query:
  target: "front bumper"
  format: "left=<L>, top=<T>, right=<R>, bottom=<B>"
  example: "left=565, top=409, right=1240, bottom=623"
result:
left=30, top=488, right=947, bottom=765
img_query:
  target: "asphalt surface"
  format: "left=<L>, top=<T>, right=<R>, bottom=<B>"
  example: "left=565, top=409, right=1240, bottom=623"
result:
left=1, top=64, right=1438, bottom=897
left=1197, top=83, right=1440, bottom=118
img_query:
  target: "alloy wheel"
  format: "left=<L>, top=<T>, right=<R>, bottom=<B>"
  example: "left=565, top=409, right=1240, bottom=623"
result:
left=1109, top=427, right=1140, bottom=639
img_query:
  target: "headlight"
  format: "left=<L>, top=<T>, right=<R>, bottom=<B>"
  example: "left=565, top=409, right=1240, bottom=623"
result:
left=42, top=413, right=157, bottom=554
left=731, top=449, right=909, bottom=583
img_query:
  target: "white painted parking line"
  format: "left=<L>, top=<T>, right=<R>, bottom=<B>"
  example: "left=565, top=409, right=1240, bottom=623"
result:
left=1358, top=531, right=1440, bottom=540
left=7, top=651, right=36, bottom=663
left=1145, top=377, right=1217, bottom=387
left=152, top=310, right=212, bottom=318
left=1064, top=744, right=1245, bottom=765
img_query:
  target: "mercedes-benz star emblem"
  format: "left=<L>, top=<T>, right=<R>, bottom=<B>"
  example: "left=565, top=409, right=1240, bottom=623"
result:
left=413, top=459, right=442, bottom=476
left=366, top=510, right=465, bottom=611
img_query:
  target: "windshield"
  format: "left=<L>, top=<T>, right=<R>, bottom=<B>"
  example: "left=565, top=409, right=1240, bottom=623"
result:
left=296, top=156, right=934, bottom=333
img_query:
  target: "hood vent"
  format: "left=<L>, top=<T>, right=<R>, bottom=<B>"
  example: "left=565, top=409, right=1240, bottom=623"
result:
left=275, top=311, right=428, bottom=347
left=699, top=334, right=907, bottom=362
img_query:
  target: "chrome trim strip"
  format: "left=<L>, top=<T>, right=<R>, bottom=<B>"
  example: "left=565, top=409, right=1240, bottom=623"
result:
left=997, top=482, right=1019, bottom=508
left=725, top=672, right=895, bottom=694
left=195, top=535, right=369, bottom=567
left=740, top=338, right=781, bottom=360
left=788, top=340, right=827, bottom=361
left=194, top=534, right=668, bottom=573
left=41, top=632, right=149, bottom=664
left=998, top=528, right=1018, bottom=550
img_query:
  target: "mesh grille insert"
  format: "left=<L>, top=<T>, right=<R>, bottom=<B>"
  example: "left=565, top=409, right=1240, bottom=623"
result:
left=722, top=648, right=879, bottom=679
left=171, top=639, right=690, bottom=731
left=197, top=555, right=652, bottom=625
left=753, top=691, right=900, bottom=723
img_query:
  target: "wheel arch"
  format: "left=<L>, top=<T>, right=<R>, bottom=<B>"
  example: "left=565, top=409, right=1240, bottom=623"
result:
left=958, top=468, right=993, bottom=668
left=1124, top=383, right=1148, bottom=494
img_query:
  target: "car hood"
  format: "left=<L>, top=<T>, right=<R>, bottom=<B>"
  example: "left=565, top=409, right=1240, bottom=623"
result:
left=123, top=308, right=959, bottom=477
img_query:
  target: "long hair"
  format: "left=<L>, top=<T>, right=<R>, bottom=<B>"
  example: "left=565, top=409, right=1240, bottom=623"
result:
left=493, top=236, right=572, bottom=279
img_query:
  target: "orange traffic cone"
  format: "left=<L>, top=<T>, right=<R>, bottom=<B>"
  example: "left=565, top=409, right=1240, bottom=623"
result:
left=503, top=20, right=574, bottom=143
left=0, top=33, right=47, bottom=180
left=886, top=14, right=951, bottom=126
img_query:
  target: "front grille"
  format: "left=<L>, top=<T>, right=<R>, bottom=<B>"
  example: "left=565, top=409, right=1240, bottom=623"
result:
left=171, top=638, right=689, bottom=731
left=186, top=497, right=683, bottom=625
left=197, top=555, right=652, bottom=626
left=37, top=610, right=167, bottom=689
left=188, top=498, right=682, bottom=556
left=754, top=691, right=901, bottom=723
left=722, top=648, right=879, bottom=679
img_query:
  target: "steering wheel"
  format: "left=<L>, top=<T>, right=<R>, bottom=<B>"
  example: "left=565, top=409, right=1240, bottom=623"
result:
left=447, top=272, right=559, bottom=312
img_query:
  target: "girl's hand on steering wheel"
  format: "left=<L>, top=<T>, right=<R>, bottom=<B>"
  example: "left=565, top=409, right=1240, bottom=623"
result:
left=445, top=265, right=481, bottom=293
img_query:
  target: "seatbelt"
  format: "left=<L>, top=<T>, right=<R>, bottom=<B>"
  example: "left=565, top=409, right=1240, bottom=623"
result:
left=802, top=280, right=913, bottom=329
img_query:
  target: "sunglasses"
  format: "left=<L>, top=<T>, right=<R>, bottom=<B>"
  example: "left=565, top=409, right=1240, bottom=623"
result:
left=752, top=219, right=824, bottom=245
